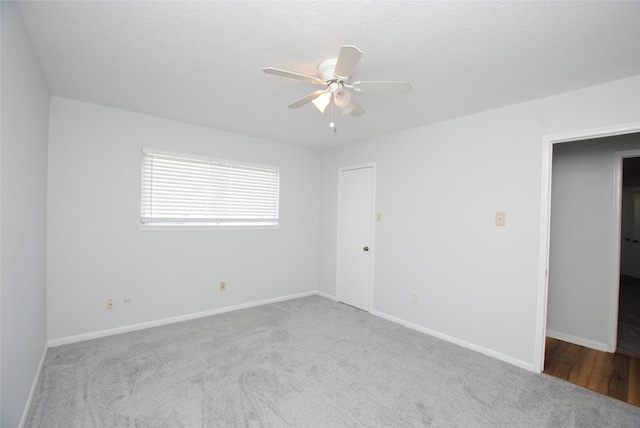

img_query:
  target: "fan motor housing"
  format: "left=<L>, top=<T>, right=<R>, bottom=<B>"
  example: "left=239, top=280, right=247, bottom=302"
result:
left=317, top=58, right=338, bottom=82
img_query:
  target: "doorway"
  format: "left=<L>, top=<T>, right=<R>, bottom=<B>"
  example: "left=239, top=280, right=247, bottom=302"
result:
left=336, top=163, right=376, bottom=311
left=536, top=123, right=640, bottom=373
left=618, top=156, right=640, bottom=357
left=539, top=126, right=640, bottom=404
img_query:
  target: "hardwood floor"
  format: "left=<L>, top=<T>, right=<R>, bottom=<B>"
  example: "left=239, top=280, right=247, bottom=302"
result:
left=544, top=337, right=640, bottom=407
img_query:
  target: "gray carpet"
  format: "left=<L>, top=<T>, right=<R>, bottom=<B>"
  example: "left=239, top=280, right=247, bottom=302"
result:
left=618, top=275, right=640, bottom=356
left=26, top=296, right=640, bottom=427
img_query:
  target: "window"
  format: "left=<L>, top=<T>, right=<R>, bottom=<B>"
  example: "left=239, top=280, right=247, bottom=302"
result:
left=141, top=148, right=279, bottom=229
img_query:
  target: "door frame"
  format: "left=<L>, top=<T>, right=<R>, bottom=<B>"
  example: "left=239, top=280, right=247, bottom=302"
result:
left=336, top=162, right=377, bottom=312
left=535, top=122, right=640, bottom=373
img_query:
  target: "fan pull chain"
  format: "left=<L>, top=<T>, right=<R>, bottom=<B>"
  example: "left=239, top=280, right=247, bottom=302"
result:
left=330, top=100, right=337, bottom=133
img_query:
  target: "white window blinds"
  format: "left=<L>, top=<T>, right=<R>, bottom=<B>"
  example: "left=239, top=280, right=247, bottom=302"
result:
left=141, top=149, right=279, bottom=226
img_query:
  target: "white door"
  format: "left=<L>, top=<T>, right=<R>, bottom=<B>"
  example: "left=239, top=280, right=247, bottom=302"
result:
left=633, top=193, right=640, bottom=279
left=336, top=165, right=374, bottom=311
left=621, top=191, right=635, bottom=277
left=622, top=191, right=640, bottom=279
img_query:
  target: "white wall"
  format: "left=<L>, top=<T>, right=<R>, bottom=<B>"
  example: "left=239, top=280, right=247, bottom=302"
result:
left=47, top=97, right=319, bottom=340
left=1, top=2, right=50, bottom=426
left=318, top=75, right=640, bottom=368
left=547, top=133, right=640, bottom=348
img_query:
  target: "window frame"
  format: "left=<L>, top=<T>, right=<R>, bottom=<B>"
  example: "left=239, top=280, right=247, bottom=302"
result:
left=139, top=148, right=280, bottom=231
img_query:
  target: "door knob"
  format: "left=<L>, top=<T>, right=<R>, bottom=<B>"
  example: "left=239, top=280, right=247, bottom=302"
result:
left=363, top=246, right=369, bottom=252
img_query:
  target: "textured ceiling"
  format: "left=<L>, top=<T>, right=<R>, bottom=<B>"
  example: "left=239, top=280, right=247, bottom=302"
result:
left=17, top=1, right=640, bottom=149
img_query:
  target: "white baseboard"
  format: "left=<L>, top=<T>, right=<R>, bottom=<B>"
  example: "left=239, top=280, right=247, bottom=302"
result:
left=48, top=291, right=318, bottom=347
left=46, top=291, right=536, bottom=375
left=315, top=291, right=337, bottom=301
left=546, top=329, right=608, bottom=352
left=19, top=342, right=48, bottom=428
left=371, top=309, right=534, bottom=372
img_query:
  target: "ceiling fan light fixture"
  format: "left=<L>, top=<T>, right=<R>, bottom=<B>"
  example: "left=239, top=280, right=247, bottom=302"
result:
left=334, top=88, right=352, bottom=107
left=311, top=92, right=331, bottom=113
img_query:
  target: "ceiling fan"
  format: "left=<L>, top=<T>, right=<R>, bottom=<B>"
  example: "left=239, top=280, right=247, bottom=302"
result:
left=263, top=45, right=412, bottom=117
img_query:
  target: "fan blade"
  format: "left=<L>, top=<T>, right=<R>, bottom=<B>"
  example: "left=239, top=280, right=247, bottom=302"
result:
left=333, top=45, right=363, bottom=79
left=349, top=97, right=365, bottom=117
left=288, top=90, right=328, bottom=109
left=352, top=81, right=412, bottom=93
left=263, top=67, right=325, bottom=85
left=341, top=103, right=355, bottom=116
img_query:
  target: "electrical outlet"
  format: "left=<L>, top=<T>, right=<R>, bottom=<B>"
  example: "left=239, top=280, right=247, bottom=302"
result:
left=106, top=299, right=113, bottom=310
left=411, top=294, right=419, bottom=304
left=220, top=281, right=226, bottom=291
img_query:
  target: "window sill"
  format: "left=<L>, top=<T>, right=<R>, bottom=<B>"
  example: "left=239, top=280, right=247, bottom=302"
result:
left=138, top=223, right=279, bottom=231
